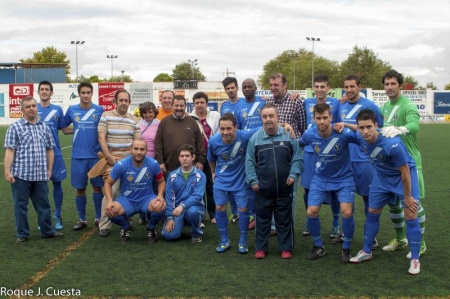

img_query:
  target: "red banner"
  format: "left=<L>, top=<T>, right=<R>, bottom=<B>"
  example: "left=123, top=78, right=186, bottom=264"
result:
left=98, top=83, right=124, bottom=111
left=9, top=84, right=34, bottom=118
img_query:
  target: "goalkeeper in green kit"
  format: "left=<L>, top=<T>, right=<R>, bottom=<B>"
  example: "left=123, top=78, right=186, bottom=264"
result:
left=380, top=69, right=426, bottom=259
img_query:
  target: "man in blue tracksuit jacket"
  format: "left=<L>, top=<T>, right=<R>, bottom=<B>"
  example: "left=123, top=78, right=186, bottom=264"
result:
left=245, top=104, right=303, bottom=259
left=162, top=144, right=206, bottom=243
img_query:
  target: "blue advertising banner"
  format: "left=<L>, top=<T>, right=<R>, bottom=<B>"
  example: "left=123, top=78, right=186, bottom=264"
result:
left=433, top=92, right=450, bottom=114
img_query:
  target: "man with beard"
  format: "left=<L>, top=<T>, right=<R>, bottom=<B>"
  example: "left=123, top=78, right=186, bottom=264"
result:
left=155, top=95, right=206, bottom=175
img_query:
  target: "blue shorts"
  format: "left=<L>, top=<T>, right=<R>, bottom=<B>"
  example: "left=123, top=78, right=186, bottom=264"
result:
left=351, top=161, right=373, bottom=197
left=308, top=177, right=355, bottom=207
left=116, top=195, right=155, bottom=219
left=50, top=155, right=67, bottom=182
left=301, top=151, right=316, bottom=188
left=214, top=188, right=248, bottom=209
left=71, top=158, right=104, bottom=189
left=369, top=166, right=420, bottom=209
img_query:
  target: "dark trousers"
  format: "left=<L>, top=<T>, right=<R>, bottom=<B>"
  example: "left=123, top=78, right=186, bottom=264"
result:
left=255, top=192, right=294, bottom=252
left=202, top=161, right=216, bottom=219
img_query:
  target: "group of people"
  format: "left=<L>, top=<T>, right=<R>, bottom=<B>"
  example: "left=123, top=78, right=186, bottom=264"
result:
left=4, top=68, right=426, bottom=275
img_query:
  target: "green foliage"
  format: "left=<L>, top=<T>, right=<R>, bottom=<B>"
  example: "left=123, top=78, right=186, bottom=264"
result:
left=172, top=61, right=206, bottom=81
left=153, top=73, right=173, bottom=82
left=20, top=46, right=71, bottom=80
left=445, top=82, right=450, bottom=90
left=417, top=82, right=438, bottom=90
left=402, top=75, right=419, bottom=89
left=339, top=45, right=391, bottom=89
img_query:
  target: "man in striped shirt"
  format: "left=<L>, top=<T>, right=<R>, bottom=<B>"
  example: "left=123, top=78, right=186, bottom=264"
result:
left=4, top=96, right=63, bottom=242
left=97, top=89, right=141, bottom=237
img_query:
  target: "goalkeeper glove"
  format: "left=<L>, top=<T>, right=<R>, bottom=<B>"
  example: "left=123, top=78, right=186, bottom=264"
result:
left=381, top=126, right=408, bottom=138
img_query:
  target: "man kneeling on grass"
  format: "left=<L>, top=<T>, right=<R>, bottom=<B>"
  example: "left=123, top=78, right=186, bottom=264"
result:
left=104, top=139, right=166, bottom=243
left=344, top=109, right=422, bottom=275
left=162, top=144, right=206, bottom=243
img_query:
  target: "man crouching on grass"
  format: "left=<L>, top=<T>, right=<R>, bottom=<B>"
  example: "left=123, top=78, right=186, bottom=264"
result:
left=343, top=109, right=422, bottom=274
left=104, top=139, right=166, bottom=243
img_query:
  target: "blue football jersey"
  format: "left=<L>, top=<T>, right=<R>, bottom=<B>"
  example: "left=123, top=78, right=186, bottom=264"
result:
left=235, top=98, right=265, bottom=129
left=220, top=98, right=243, bottom=115
left=37, top=103, right=66, bottom=156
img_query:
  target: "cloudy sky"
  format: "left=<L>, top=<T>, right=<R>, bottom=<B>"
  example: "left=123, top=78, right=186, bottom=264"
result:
left=1, top=0, right=449, bottom=88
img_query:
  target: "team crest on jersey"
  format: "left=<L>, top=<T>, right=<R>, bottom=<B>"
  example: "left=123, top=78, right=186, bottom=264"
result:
left=239, top=146, right=245, bottom=154
left=91, top=114, right=97, bottom=120
left=37, top=115, right=41, bottom=121
left=341, top=112, right=346, bottom=120
left=53, top=115, right=57, bottom=121
left=314, top=145, right=321, bottom=154
left=334, top=143, right=342, bottom=151
left=127, top=174, right=134, bottom=182
left=309, top=105, right=314, bottom=113
left=243, top=111, right=248, bottom=118
left=221, top=153, right=229, bottom=160
left=393, top=114, right=398, bottom=122
left=144, top=172, right=151, bottom=180
left=75, top=115, right=80, bottom=122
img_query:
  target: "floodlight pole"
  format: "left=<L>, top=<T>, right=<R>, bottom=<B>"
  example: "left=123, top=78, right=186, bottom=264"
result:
left=306, top=37, right=321, bottom=88
left=71, top=41, right=85, bottom=82
left=107, top=55, right=118, bottom=80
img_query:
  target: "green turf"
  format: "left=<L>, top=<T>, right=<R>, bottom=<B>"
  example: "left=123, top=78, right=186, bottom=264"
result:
left=0, top=124, right=449, bottom=298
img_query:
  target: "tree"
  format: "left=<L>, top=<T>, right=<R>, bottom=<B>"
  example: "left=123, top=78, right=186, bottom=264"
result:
left=153, top=73, right=173, bottom=82
left=339, top=46, right=391, bottom=89
left=445, top=82, right=450, bottom=90
left=172, top=62, right=206, bottom=81
left=402, top=75, right=419, bottom=90
left=20, top=46, right=71, bottom=80
left=417, top=82, right=437, bottom=90
left=258, top=49, right=339, bottom=90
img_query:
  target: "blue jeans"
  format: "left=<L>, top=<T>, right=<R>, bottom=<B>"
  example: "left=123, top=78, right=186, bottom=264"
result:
left=11, top=177, right=55, bottom=238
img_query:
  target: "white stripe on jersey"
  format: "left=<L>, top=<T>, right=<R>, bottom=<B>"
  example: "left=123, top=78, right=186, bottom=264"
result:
left=370, top=147, right=383, bottom=158
left=81, top=109, right=96, bottom=121
left=345, top=105, right=362, bottom=119
left=44, top=110, right=58, bottom=122
left=135, top=167, right=148, bottom=183
left=219, top=141, right=241, bottom=173
left=322, top=138, right=339, bottom=154
left=248, top=102, right=260, bottom=116
left=386, top=106, right=400, bottom=123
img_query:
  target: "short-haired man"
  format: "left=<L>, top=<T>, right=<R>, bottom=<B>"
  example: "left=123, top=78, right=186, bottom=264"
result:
left=155, top=95, right=206, bottom=175
left=299, top=103, right=356, bottom=263
left=104, top=139, right=166, bottom=243
left=350, top=109, right=422, bottom=275
left=379, top=69, right=427, bottom=259
left=336, top=74, right=383, bottom=247
left=190, top=92, right=220, bottom=224
left=302, top=74, right=342, bottom=238
left=63, top=82, right=105, bottom=231
left=37, top=81, right=73, bottom=229
left=162, top=144, right=206, bottom=242
left=4, top=96, right=63, bottom=242
left=208, top=113, right=259, bottom=254
left=220, top=77, right=242, bottom=115
left=157, top=90, right=175, bottom=120
left=245, top=104, right=303, bottom=259
left=97, top=89, right=141, bottom=237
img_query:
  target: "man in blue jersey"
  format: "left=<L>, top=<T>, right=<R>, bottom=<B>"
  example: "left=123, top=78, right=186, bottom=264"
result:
left=302, top=75, right=342, bottom=238
left=246, top=104, right=303, bottom=259
left=334, top=75, right=383, bottom=248
left=208, top=113, right=258, bottom=254
left=37, top=81, right=73, bottom=229
left=299, top=103, right=356, bottom=263
left=162, top=144, right=206, bottom=243
left=104, top=139, right=166, bottom=243
left=349, top=109, right=422, bottom=275
left=63, top=82, right=105, bottom=231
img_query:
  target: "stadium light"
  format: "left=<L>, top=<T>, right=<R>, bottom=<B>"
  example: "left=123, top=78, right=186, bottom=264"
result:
left=107, top=55, right=118, bottom=81
left=306, top=37, right=321, bottom=88
left=188, top=59, right=198, bottom=79
left=287, top=52, right=300, bottom=90
left=71, top=41, right=85, bottom=82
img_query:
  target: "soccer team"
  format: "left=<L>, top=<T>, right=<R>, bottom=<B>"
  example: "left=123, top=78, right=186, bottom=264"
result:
left=4, top=69, right=426, bottom=275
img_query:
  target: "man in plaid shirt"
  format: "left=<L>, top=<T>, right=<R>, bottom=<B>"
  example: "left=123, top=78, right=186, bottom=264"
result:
left=4, top=96, right=64, bottom=243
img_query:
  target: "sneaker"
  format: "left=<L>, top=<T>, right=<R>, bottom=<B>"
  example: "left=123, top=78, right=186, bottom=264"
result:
left=228, top=214, right=239, bottom=224
left=270, top=229, right=277, bottom=237
left=238, top=242, right=249, bottom=254
left=120, top=229, right=131, bottom=243
left=331, top=235, right=343, bottom=244
left=302, top=226, right=311, bottom=237
left=37, top=226, right=41, bottom=231
left=330, top=225, right=340, bottom=238
left=73, top=220, right=87, bottom=231
left=408, top=259, right=421, bottom=275
left=16, top=237, right=28, bottom=243
left=248, top=216, right=256, bottom=230
left=406, top=242, right=427, bottom=259
left=349, top=250, right=372, bottom=263
left=341, top=248, right=351, bottom=264
left=281, top=251, right=292, bottom=259
left=210, top=218, right=216, bottom=224
left=372, top=238, right=379, bottom=250
left=191, top=236, right=203, bottom=243
left=99, top=229, right=109, bottom=237
left=216, top=240, right=231, bottom=253
left=200, top=222, right=205, bottom=229
left=308, top=246, right=325, bottom=260
left=147, top=229, right=158, bottom=243
left=255, top=250, right=266, bottom=259
left=54, top=216, right=63, bottom=230
left=94, top=218, right=100, bottom=228
left=382, top=238, right=408, bottom=251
